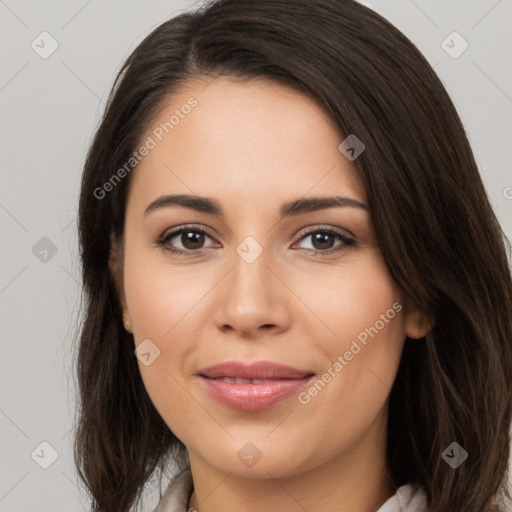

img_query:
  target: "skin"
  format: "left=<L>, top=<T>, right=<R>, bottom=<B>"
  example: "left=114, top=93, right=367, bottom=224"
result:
left=111, top=76, right=434, bottom=512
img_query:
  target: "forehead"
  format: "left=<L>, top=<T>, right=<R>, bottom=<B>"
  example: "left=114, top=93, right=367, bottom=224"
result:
left=127, top=76, right=367, bottom=212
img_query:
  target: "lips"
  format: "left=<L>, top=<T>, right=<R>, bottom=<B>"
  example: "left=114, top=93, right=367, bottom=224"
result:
left=199, top=360, right=313, bottom=379
left=197, top=361, right=315, bottom=411
left=210, top=377, right=284, bottom=384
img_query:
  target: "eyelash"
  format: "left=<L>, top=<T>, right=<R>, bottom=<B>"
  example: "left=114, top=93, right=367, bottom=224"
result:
left=155, top=225, right=355, bottom=257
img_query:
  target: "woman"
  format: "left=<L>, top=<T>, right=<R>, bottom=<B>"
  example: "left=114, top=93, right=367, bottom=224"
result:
left=73, top=0, right=512, bottom=511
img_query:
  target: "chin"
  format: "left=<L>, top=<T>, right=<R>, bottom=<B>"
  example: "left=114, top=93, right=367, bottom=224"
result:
left=189, top=437, right=321, bottom=480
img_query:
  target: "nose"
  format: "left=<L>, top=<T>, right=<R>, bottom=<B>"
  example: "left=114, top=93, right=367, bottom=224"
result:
left=213, top=246, right=291, bottom=338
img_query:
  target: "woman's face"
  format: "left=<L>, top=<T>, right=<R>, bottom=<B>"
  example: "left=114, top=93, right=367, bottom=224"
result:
left=113, top=76, right=429, bottom=479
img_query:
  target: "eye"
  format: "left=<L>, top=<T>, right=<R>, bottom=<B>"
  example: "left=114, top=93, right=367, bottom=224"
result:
left=293, top=227, right=355, bottom=255
left=156, top=226, right=218, bottom=255
left=155, top=225, right=355, bottom=257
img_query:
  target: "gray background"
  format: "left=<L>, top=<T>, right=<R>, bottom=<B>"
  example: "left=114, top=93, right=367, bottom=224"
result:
left=1, top=0, right=511, bottom=510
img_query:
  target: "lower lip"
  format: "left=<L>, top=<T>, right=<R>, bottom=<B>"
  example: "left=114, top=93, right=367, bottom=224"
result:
left=199, top=375, right=314, bottom=411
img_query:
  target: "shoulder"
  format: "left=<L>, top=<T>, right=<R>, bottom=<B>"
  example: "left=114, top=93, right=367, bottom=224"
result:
left=153, top=469, right=194, bottom=512
left=378, top=483, right=428, bottom=512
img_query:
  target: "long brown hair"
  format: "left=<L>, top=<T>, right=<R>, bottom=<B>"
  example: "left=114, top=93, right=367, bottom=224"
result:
left=73, top=0, right=512, bottom=510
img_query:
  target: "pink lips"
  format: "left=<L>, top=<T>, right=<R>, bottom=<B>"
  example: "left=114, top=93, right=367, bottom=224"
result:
left=198, top=361, right=315, bottom=411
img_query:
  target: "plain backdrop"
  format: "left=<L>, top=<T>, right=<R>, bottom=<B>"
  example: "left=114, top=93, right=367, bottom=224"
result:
left=1, top=1, right=511, bottom=510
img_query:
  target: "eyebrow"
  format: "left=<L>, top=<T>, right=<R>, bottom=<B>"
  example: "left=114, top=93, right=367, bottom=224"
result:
left=144, top=193, right=369, bottom=218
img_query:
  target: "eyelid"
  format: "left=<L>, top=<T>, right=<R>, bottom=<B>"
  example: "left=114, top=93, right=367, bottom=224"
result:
left=294, top=224, right=354, bottom=240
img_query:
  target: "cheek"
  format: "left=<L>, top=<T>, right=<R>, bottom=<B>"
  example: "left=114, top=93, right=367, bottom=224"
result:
left=293, top=253, right=405, bottom=410
left=292, top=252, right=404, bottom=347
left=122, top=246, right=216, bottom=439
left=123, top=247, right=211, bottom=338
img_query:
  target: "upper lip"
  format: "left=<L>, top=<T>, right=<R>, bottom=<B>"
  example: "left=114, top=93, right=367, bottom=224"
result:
left=198, top=361, right=315, bottom=380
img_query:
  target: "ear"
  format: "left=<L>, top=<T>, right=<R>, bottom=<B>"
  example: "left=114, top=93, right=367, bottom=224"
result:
left=403, top=296, right=435, bottom=340
left=109, top=233, right=128, bottom=314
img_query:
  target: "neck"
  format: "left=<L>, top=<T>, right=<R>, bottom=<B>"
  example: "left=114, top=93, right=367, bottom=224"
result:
left=187, top=413, right=396, bottom=512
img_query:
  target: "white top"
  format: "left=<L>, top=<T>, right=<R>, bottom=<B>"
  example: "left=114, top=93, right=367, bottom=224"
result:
left=152, top=469, right=428, bottom=512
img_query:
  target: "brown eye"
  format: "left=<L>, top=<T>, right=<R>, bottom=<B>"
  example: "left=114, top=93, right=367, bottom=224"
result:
left=176, top=230, right=206, bottom=250
left=157, top=226, right=217, bottom=255
left=295, top=228, right=354, bottom=255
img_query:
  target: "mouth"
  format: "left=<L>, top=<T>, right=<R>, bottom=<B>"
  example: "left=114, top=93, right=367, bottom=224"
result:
left=197, top=361, right=315, bottom=411
left=207, top=377, right=299, bottom=384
